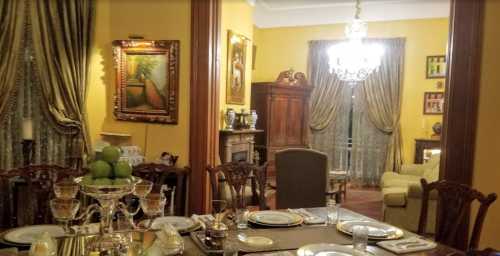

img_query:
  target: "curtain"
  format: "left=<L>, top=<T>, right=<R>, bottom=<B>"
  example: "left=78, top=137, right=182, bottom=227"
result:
left=308, top=40, right=348, bottom=131
left=362, top=38, right=405, bottom=172
left=0, top=0, right=25, bottom=121
left=30, top=0, right=95, bottom=154
left=351, top=86, right=390, bottom=185
left=0, top=8, right=71, bottom=170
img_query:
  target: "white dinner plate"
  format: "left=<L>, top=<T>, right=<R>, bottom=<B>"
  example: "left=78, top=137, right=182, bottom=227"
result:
left=3, top=225, right=65, bottom=245
left=337, top=220, right=404, bottom=240
left=151, top=216, right=200, bottom=232
left=297, top=243, right=358, bottom=256
left=248, top=211, right=303, bottom=226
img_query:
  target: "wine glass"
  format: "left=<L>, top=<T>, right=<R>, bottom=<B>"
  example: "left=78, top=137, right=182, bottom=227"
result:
left=139, top=193, right=166, bottom=229
left=50, top=198, right=80, bottom=233
left=53, top=180, right=79, bottom=199
left=133, top=180, right=153, bottom=198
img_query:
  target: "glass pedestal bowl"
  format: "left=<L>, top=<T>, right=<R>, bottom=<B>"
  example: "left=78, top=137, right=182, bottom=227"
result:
left=74, top=176, right=142, bottom=254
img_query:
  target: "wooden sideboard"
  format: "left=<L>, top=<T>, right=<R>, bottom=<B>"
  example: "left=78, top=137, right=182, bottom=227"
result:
left=414, top=138, right=441, bottom=164
left=251, top=82, right=312, bottom=176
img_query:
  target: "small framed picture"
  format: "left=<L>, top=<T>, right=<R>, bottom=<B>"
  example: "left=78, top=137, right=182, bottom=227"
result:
left=426, top=55, right=447, bottom=79
left=423, top=92, right=445, bottom=115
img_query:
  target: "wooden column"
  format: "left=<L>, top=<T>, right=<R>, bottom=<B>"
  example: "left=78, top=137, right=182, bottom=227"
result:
left=441, top=0, right=484, bottom=250
left=189, top=0, right=221, bottom=214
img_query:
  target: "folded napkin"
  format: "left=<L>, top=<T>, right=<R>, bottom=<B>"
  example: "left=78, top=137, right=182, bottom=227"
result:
left=71, top=223, right=100, bottom=235
left=377, top=237, right=437, bottom=254
left=288, top=208, right=325, bottom=225
left=191, top=214, right=215, bottom=230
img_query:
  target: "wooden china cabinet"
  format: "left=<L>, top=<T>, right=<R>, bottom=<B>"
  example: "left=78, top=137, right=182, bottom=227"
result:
left=251, top=77, right=312, bottom=176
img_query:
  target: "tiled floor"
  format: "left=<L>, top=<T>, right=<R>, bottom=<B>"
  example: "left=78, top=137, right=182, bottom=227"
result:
left=266, top=183, right=383, bottom=221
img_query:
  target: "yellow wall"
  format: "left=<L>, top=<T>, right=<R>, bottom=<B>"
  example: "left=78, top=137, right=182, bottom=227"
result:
left=252, top=19, right=448, bottom=164
left=86, top=0, right=191, bottom=166
left=473, top=0, right=500, bottom=248
left=220, top=0, right=254, bottom=127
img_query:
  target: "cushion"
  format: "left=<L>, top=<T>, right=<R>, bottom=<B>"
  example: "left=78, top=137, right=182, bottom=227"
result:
left=380, top=172, right=421, bottom=188
left=382, top=187, right=407, bottom=207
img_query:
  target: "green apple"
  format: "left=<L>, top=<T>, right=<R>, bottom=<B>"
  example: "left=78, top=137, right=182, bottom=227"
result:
left=101, top=146, right=121, bottom=164
left=113, top=178, right=131, bottom=185
left=81, top=174, right=94, bottom=185
left=114, top=161, right=132, bottom=178
left=93, top=178, right=113, bottom=186
left=89, top=160, right=112, bottom=178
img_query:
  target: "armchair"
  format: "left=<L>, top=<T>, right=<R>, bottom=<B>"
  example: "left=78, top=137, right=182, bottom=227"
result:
left=381, top=155, right=440, bottom=233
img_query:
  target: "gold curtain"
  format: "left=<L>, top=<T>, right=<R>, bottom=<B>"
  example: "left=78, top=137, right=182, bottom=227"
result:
left=0, top=0, right=25, bottom=120
left=308, top=40, right=348, bottom=131
left=362, top=38, right=406, bottom=172
left=29, top=0, right=95, bottom=154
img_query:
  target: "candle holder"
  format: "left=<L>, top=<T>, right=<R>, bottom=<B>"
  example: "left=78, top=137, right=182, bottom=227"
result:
left=22, top=139, right=34, bottom=166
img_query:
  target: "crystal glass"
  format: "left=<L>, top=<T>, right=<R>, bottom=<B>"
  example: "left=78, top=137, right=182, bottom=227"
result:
left=353, top=225, right=369, bottom=252
left=140, top=193, right=166, bottom=218
left=155, top=223, right=185, bottom=255
left=50, top=198, right=80, bottom=233
left=326, top=199, right=339, bottom=226
left=235, top=208, right=249, bottom=229
left=133, top=180, right=153, bottom=198
left=53, top=180, right=79, bottom=199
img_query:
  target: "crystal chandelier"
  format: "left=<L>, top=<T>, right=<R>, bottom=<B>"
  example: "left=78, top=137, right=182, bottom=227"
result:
left=328, top=0, right=384, bottom=83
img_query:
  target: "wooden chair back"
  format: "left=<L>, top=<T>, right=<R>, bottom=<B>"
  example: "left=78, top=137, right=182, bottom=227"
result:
left=275, top=148, right=328, bottom=209
left=0, top=165, right=84, bottom=227
left=207, top=161, right=268, bottom=210
left=418, top=179, right=497, bottom=250
left=133, top=163, right=190, bottom=216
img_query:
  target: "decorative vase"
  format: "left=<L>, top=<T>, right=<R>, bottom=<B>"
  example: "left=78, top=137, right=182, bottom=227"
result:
left=248, top=110, right=258, bottom=130
left=225, top=109, right=236, bottom=130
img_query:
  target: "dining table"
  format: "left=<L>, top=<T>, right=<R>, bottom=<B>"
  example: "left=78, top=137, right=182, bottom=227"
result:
left=0, top=207, right=464, bottom=256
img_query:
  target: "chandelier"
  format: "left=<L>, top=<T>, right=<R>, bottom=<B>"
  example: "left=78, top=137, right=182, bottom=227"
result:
left=328, top=0, right=384, bottom=83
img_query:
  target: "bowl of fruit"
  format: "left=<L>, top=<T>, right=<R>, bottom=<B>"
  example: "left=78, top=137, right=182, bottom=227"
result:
left=75, top=146, right=141, bottom=200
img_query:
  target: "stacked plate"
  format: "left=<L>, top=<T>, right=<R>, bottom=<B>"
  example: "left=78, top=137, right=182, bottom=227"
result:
left=150, top=216, right=201, bottom=234
left=297, top=243, right=360, bottom=256
left=1, top=225, right=65, bottom=246
left=248, top=211, right=303, bottom=227
left=337, top=220, right=404, bottom=240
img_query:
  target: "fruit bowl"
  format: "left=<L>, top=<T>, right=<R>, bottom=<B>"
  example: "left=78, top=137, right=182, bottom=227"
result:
left=74, top=176, right=142, bottom=200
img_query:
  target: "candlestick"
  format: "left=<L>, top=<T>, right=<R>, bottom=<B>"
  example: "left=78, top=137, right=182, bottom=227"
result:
left=22, top=118, right=33, bottom=140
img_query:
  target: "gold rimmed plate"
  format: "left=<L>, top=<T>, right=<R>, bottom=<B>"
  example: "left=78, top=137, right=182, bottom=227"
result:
left=150, top=216, right=202, bottom=234
left=2, top=225, right=65, bottom=245
left=337, top=220, right=404, bottom=240
left=248, top=211, right=303, bottom=227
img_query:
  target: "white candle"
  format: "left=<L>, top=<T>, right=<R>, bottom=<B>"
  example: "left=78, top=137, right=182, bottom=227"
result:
left=22, top=118, right=33, bottom=140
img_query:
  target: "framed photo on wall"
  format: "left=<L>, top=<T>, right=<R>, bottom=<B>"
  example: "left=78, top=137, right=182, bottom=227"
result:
left=423, top=92, right=445, bottom=115
left=426, top=55, right=447, bottom=79
left=226, top=30, right=249, bottom=105
left=112, top=40, right=179, bottom=124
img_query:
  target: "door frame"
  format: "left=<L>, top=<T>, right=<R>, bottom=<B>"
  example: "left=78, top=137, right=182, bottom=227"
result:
left=189, top=0, right=484, bottom=238
left=440, top=0, right=484, bottom=249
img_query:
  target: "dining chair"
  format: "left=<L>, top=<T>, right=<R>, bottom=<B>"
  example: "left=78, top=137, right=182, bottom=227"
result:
left=275, top=148, right=338, bottom=209
left=207, top=161, right=268, bottom=210
left=0, top=165, right=85, bottom=227
left=418, top=179, right=497, bottom=251
left=132, top=163, right=190, bottom=216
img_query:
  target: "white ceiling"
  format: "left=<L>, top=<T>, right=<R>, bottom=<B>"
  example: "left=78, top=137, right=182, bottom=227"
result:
left=253, top=0, right=450, bottom=28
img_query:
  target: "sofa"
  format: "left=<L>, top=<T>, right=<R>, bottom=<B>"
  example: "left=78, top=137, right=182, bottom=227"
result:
left=381, top=155, right=440, bottom=233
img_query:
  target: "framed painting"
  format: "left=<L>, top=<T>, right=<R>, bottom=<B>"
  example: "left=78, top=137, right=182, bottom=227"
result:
left=113, top=40, right=179, bottom=124
left=226, top=30, right=249, bottom=105
left=423, top=92, right=444, bottom=115
left=426, top=55, right=447, bottom=79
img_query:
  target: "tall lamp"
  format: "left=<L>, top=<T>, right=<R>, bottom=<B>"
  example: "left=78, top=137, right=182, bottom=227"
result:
left=22, top=118, right=34, bottom=166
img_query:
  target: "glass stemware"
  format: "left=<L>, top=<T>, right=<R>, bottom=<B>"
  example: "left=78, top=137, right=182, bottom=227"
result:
left=139, top=193, right=166, bottom=229
left=53, top=180, right=79, bottom=200
left=50, top=198, right=80, bottom=233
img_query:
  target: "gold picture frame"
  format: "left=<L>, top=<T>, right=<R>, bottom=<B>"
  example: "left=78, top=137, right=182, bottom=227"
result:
left=226, top=30, right=249, bottom=105
left=112, top=40, right=179, bottom=124
left=426, top=55, right=447, bottom=79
